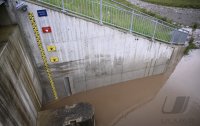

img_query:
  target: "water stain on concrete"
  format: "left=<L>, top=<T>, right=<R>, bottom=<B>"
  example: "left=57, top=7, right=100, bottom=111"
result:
left=39, top=45, right=185, bottom=126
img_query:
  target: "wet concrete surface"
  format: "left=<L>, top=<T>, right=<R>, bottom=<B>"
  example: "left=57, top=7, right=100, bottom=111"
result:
left=115, top=49, right=200, bottom=126
left=38, top=103, right=94, bottom=126
left=127, top=0, right=200, bottom=26
left=0, top=26, right=42, bottom=126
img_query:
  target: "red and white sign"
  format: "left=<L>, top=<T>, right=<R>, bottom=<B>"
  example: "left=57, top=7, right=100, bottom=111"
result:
left=42, top=26, right=52, bottom=33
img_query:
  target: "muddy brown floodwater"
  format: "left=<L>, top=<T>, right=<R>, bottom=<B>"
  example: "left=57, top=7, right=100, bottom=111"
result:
left=41, top=50, right=200, bottom=126
left=115, top=49, right=200, bottom=126
left=41, top=73, right=169, bottom=126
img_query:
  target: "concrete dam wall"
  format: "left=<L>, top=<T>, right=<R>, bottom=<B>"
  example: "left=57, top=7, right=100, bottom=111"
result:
left=0, top=26, right=42, bottom=126
left=8, top=1, right=185, bottom=102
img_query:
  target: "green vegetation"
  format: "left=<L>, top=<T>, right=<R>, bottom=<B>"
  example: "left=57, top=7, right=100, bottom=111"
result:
left=42, top=0, right=179, bottom=43
left=142, top=0, right=200, bottom=9
left=184, top=37, right=198, bottom=55
left=192, top=23, right=199, bottom=31
left=114, top=0, right=173, bottom=23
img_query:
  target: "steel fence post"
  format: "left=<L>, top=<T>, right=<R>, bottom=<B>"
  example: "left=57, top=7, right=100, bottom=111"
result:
left=129, top=10, right=134, bottom=33
left=153, top=20, right=158, bottom=40
left=171, top=29, right=175, bottom=44
left=62, top=0, right=64, bottom=10
left=100, top=0, right=103, bottom=24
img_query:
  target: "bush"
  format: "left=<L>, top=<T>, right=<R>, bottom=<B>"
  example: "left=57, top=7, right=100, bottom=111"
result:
left=189, top=37, right=194, bottom=43
left=161, top=17, right=167, bottom=21
left=192, top=23, right=198, bottom=31
left=184, top=37, right=198, bottom=55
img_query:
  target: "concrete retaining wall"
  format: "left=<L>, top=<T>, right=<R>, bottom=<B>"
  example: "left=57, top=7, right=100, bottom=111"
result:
left=0, top=26, right=42, bottom=126
left=8, top=1, right=184, bottom=102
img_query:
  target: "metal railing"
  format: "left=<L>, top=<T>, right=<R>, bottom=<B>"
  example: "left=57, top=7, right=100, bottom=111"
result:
left=35, top=0, right=188, bottom=44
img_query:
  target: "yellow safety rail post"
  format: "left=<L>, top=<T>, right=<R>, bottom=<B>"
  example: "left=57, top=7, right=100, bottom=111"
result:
left=28, top=12, right=58, bottom=100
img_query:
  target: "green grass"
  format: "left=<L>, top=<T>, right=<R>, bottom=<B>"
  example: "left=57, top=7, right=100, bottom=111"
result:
left=113, top=0, right=173, bottom=24
left=184, top=37, right=198, bottom=55
left=142, top=0, right=200, bottom=9
left=41, top=0, right=178, bottom=43
left=184, top=43, right=198, bottom=55
left=192, top=23, right=199, bottom=31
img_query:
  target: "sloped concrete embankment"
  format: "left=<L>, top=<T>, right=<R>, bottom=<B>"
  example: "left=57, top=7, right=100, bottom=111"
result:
left=7, top=1, right=185, bottom=103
